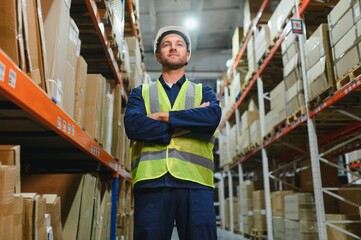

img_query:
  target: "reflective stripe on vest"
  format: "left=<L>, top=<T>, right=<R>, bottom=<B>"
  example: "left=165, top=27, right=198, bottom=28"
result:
left=132, top=148, right=214, bottom=172
left=131, top=79, right=215, bottom=188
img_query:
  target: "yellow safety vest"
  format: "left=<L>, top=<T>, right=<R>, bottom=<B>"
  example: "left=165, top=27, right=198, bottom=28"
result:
left=130, top=79, right=216, bottom=188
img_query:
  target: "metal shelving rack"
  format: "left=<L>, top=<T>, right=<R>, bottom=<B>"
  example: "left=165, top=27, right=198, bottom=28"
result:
left=0, top=0, right=139, bottom=239
left=218, top=0, right=361, bottom=239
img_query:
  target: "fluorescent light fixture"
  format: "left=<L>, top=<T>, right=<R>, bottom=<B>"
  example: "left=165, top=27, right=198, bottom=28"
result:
left=184, top=17, right=198, bottom=30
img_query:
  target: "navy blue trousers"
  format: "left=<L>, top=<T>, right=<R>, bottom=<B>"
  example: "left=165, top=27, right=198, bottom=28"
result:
left=133, top=188, right=217, bottom=240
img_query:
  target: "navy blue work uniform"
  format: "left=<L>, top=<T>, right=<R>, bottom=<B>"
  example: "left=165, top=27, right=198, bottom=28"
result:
left=124, top=75, right=222, bottom=240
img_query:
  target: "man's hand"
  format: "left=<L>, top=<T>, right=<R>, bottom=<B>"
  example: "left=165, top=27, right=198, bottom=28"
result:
left=147, top=112, right=170, bottom=123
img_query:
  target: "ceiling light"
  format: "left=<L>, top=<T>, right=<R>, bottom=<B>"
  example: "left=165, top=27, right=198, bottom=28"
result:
left=184, top=17, right=198, bottom=30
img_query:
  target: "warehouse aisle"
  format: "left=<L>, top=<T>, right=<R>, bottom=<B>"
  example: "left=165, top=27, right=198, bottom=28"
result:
left=170, top=227, right=244, bottom=240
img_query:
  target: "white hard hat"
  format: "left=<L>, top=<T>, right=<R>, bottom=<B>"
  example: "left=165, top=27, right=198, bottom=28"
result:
left=153, top=26, right=192, bottom=59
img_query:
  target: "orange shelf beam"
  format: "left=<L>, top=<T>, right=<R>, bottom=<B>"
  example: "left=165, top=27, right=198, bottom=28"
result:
left=217, top=0, right=270, bottom=100
left=85, top=0, right=124, bottom=90
left=0, top=49, right=132, bottom=180
left=219, top=0, right=312, bottom=130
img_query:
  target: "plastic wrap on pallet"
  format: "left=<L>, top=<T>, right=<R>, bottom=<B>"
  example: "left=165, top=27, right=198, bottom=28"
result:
left=268, top=0, right=295, bottom=43
left=255, top=25, right=271, bottom=64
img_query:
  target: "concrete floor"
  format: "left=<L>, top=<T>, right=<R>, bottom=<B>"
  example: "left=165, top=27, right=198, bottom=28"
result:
left=171, top=227, right=244, bottom=240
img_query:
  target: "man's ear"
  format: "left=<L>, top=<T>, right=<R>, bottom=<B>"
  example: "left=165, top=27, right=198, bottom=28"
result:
left=155, top=52, right=161, bottom=62
left=186, top=51, right=190, bottom=62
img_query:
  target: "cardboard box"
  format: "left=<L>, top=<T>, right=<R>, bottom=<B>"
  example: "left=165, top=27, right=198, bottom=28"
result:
left=328, top=0, right=360, bottom=28
left=243, top=0, right=273, bottom=36
left=268, top=0, right=295, bottom=41
left=273, top=217, right=285, bottom=240
left=0, top=145, right=21, bottom=193
left=111, top=85, right=124, bottom=160
left=253, top=190, right=265, bottom=210
left=286, top=93, right=304, bottom=116
left=285, top=219, right=299, bottom=239
left=255, top=25, right=271, bottom=64
left=249, top=120, right=261, bottom=145
left=285, top=193, right=316, bottom=220
left=271, top=191, right=293, bottom=217
left=63, top=18, right=80, bottom=118
left=242, top=214, right=253, bottom=234
left=41, top=0, right=71, bottom=107
left=43, top=194, right=63, bottom=240
left=253, top=209, right=266, bottom=230
left=0, top=0, right=20, bottom=65
left=23, top=0, right=48, bottom=90
left=232, top=27, right=243, bottom=60
left=84, top=74, right=106, bottom=140
left=307, top=55, right=335, bottom=101
left=333, top=44, right=360, bottom=79
left=74, top=56, right=88, bottom=127
left=304, top=24, right=330, bottom=70
left=21, top=193, right=47, bottom=240
left=0, top=165, right=16, bottom=205
left=333, top=25, right=357, bottom=61
left=21, top=174, right=99, bottom=240
left=326, top=214, right=347, bottom=240
left=241, top=110, right=259, bottom=131
left=329, top=6, right=357, bottom=47
left=247, top=35, right=257, bottom=76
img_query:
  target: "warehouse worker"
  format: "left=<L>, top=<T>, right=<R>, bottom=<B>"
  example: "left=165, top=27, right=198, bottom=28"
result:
left=124, top=25, right=222, bottom=240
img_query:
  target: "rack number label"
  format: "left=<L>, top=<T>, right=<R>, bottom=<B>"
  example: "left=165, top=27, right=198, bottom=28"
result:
left=57, top=117, right=61, bottom=129
left=90, top=145, right=100, bottom=157
left=8, top=69, right=16, bottom=88
left=0, top=62, right=4, bottom=82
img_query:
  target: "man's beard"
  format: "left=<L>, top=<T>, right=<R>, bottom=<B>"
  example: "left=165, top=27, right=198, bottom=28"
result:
left=162, top=61, right=187, bottom=70
left=160, top=56, right=188, bottom=70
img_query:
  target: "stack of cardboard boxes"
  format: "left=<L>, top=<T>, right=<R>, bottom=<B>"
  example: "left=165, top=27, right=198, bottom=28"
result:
left=265, top=80, right=286, bottom=136
left=281, top=30, right=306, bottom=118
left=284, top=193, right=318, bottom=239
left=117, top=178, right=134, bottom=240
left=267, top=0, right=295, bottom=43
left=328, top=0, right=361, bottom=83
left=252, top=190, right=266, bottom=232
left=238, top=100, right=259, bottom=155
left=126, top=37, right=144, bottom=90
left=254, top=25, right=271, bottom=65
left=271, top=190, right=293, bottom=240
left=239, top=181, right=255, bottom=235
left=304, top=23, right=335, bottom=103
left=224, top=197, right=240, bottom=232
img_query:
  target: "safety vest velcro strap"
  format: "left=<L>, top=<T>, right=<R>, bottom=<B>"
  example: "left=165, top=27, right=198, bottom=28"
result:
left=132, top=148, right=214, bottom=171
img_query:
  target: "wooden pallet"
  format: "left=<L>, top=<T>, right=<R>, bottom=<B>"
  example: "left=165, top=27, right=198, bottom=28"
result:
left=336, top=63, right=361, bottom=90
left=272, top=118, right=287, bottom=133
left=308, top=86, right=333, bottom=110
left=250, top=228, right=267, bottom=240
left=287, top=106, right=306, bottom=124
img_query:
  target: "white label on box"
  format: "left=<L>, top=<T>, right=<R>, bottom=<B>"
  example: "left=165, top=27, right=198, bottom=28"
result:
left=72, top=125, right=75, bottom=136
left=0, top=62, right=4, bottom=82
left=8, top=69, right=16, bottom=88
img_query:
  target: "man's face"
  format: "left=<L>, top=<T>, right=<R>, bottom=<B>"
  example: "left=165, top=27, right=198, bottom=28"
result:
left=156, top=33, right=190, bottom=70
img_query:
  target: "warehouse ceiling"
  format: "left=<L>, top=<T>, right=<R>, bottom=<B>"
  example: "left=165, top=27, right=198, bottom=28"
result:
left=138, top=0, right=249, bottom=86
left=138, top=0, right=336, bottom=88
